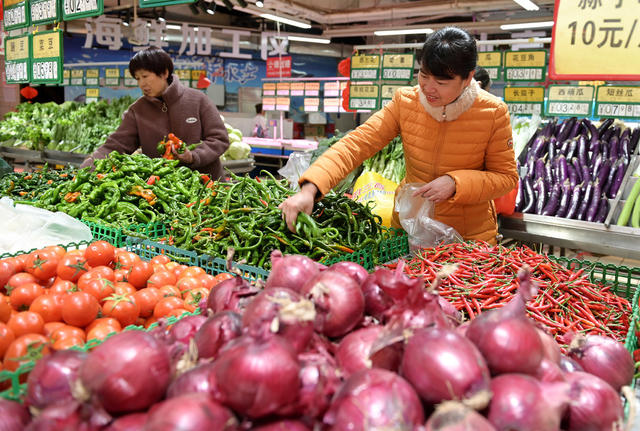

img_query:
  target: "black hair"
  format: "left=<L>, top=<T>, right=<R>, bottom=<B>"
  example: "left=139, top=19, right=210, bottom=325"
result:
left=255, top=103, right=263, bottom=113
left=419, top=27, right=477, bottom=79
left=129, top=46, right=174, bottom=82
left=475, top=66, right=491, bottom=90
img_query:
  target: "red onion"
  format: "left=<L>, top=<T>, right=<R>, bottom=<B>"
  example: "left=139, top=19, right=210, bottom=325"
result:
left=213, top=334, right=300, bottom=418
left=290, top=350, right=341, bottom=420
left=567, top=333, right=634, bottom=392
left=301, top=269, right=364, bottom=338
left=26, top=349, right=87, bottom=409
left=466, top=268, right=543, bottom=375
left=424, top=401, right=496, bottom=431
left=487, top=374, right=568, bottom=431
left=193, top=311, right=242, bottom=360
left=166, top=362, right=217, bottom=398
left=266, top=250, right=324, bottom=292
left=252, top=420, right=311, bottom=431
left=558, top=355, right=583, bottom=373
left=168, top=314, right=207, bottom=345
left=330, top=261, right=368, bottom=286
left=537, top=327, right=561, bottom=364
left=336, top=326, right=402, bottom=377
left=324, top=369, right=424, bottom=430
left=437, top=296, right=463, bottom=326
left=103, top=413, right=148, bottom=431
left=361, top=272, right=395, bottom=321
left=401, top=327, right=491, bottom=407
left=564, top=371, right=623, bottom=431
left=535, top=358, right=565, bottom=383
left=205, top=275, right=258, bottom=314
left=24, top=401, right=111, bottom=431
left=242, top=287, right=315, bottom=353
left=145, top=393, right=238, bottom=431
left=78, top=331, right=171, bottom=414
left=0, top=398, right=30, bottom=431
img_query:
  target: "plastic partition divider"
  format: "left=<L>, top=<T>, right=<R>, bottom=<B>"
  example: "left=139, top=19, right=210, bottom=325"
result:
left=198, top=253, right=270, bottom=283
left=0, top=240, right=92, bottom=259
left=82, top=219, right=168, bottom=248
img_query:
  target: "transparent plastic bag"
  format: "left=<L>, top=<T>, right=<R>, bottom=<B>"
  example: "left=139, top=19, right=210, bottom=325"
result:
left=395, top=183, right=463, bottom=251
left=278, top=151, right=313, bottom=191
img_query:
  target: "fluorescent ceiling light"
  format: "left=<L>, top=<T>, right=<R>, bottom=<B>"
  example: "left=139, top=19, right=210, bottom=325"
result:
left=500, top=20, right=554, bottom=30
left=512, top=0, right=539, bottom=11
left=287, top=35, right=330, bottom=44
left=260, top=13, right=311, bottom=29
left=374, top=28, right=433, bottom=36
left=166, top=24, right=182, bottom=30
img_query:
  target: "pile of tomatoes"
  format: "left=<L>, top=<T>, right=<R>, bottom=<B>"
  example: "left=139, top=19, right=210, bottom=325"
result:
left=0, top=240, right=232, bottom=383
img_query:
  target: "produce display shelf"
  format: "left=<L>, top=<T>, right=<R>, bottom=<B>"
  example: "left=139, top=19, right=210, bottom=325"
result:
left=221, top=158, right=255, bottom=175
left=82, top=219, right=167, bottom=248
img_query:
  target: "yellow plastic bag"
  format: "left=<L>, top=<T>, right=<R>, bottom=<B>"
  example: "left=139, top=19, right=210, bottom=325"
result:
left=352, top=171, right=398, bottom=227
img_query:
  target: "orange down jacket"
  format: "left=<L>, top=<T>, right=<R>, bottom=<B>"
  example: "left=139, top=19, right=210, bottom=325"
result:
left=299, top=83, right=519, bottom=244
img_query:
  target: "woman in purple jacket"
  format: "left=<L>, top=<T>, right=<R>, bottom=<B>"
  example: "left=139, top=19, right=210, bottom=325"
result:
left=81, top=46, right=230, bottom=179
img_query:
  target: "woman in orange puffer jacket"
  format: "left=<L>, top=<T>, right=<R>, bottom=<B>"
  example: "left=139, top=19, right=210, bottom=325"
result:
left=280, top=27, right=518, bottom=244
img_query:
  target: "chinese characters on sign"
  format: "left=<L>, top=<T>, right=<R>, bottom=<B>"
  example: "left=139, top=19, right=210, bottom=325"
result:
left=380, top=84, right=407, bottom=107
left=350, top=54, right=381, bottom=81
left=4, top=34, right=30, bottom=83
left=70, top=68, right=84, bottom=85
left=30, top=0, right=59, bottom=25
left=3, top=0, right=29, bottom=30
left=85, top=68, right=99, bottom=86
left=504, top=50, right=547, bottom=82
left=504, top=86, right=545, bottom=115
left=266, top=56, right=292, bottom=78
left=349, top=84, right=379, bottom=110
left=546, top=85, right=595, bottom=116
left=104, top=68, right=120, bottom=86
left=303, top=97, right=320, bottom=112
left=476, top=51, right=503, bottom=80
left=63, top=0, right=102, bottom=21
left=381, top=53, right=414, bottom=81
left=595, top=85, right=640, bottom=118
left=31, top=30, right=63, bottom=84
left=85, top=87, right=99, bottom=103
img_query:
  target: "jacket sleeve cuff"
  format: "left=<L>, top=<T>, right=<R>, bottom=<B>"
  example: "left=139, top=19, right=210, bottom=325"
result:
left=299, top=166, right=334, bottom=198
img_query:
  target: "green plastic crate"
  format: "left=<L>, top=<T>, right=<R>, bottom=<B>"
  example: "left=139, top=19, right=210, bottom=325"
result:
left=0, top=240, right=92, bottom=260
left=124, top=236, right=199, bottom=266
left=82, top=219, right=167, bottom=248
left=198, top=254, right=270, bottom=283
left=377, top=230, right=410, bottom=265
left=321, top=247, right=375, bottom=271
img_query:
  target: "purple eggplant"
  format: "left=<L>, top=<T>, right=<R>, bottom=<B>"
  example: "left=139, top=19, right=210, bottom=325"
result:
left=545, top=160, right=555, bottom=186
left=530, top=136, right=548, bottom=159
left=602, top=158, right=621, bottom=197
left=534, top=179, right=548, bottom=215
left=522, top=177, right=535, bottom=213
left=557, top=155, right=569, bottom=183
left=581, top=162, right=592, bottom=184
left=621, top=128, right=630, bottom=142
left=576, top=181, right=594, bottom=220
left=597, top=118, right=614, bottom=138
left=584, top=118, right=599, bottom=146
left=515, top=180, right=524, bottom=212
left=590, top=139, right=601, bottom=157
left=607, top=159, right=627, bottom=198
left=621, top=137, right=631, bottom=160
left=610, top=135, right=619, bottom=160
left=577, top=135, right=590, bottom=166
left=534, top=158, right=546, bottom=181
left=568, top=117, right=582, bottom=140
left=548, top=138, right=556, bottom=160
left=596, top=158, right=612, bottom=189
left=556, top=181, right=573, bottom=218
left=596, top=198, right=610, bottom=223
left=591, top=153, right=603, bottom=179
left=526, top=156, right=536, bottom=179
left=567, top=164, right=578, bottom=187
left=559, top=139, right=570, bottom=156
left=612, top=126, right=622, bottom=140
left=565, top=139, right=578, bottom=160
left=565, top=184, right=583, bottom=220
left=630, top=127, right=640, bottom=155
left=571, top=157, right=583, bottom=183
left=602, top=141, right=610, bottom=161
left=541, top=183, right=562, bottom=216
left=556, top=117, right=576, bottom=143
left=586, top=179, right=602, bottom=222
left=601, top=128, right=614, bottom=145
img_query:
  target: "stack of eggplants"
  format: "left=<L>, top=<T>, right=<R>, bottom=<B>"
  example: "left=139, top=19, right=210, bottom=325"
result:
left=516, top=117, right=640, bottom=222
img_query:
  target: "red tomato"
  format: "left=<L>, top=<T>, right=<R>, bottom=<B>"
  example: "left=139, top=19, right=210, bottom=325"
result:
left=12, top=254, right=28, bottom=273
left=43, top=245, right=66, bottom=260
left=171, top=264, right=188, bottom=279
left=157, top=285, right=181, bottom=298
left=114, top=269, right=130, bottom=283
left=86, top=317, right=122, bottom=333
left=165, top=308, right=189, bottom=319
left=80, top=278, right=115, bottom=303
left=113, top=252, right=140, bottom=272
left=7, top=311, right=45, bottom=337
left=179, top=266, right=206, bottom=280
left=29, top=293, right=64, bottom=323
left=113, top=282, right=136, bottom=296
left=57, top=253, right=90, bottom=283
left=176, top=276, right=201, bottom=294
left=51, top=325, right=85, bottom=342
left=147, top=271, right=177, bottom=289
left=3, top=334, right=50, bottom=372
left=9, top=282, right=45, bottom=310
left=25, top=249, right=59, bottom=281
left=48, top=279, right=78, bottom=295
left=6, top=272, right=37, bottom=292
left=150, top=255, right=171, bottom=265
left=84, top=241, right=116, bottom=267
left=43, top=321, right=66, bottom=338
left=0, top=294, right=11, bottom=323
left=153, top=296, right=185, bottom=319
left=127, top=261, right=154, bottom=289
left=197, top=273, right=217, bottom=291
left=102, top=295, right=140, bottom=328
left=52, top=336, right=84, bottom=351
left=0, top=322, right=15, bottom=359
left=61, top=292, right=99, bottom=328
left=0, top=258, right=17, bottom=290
left=133, top=288, right=160, bottom=319
left=183, top=287, right=209, bottom=312
left=78, top=267, right=115, bottom=289
left=86, top=325, right=119, bottom=343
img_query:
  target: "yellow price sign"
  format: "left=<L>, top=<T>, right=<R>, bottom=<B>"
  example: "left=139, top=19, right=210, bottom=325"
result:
left=350, top=84, right=379, bottom=99
left=596, top=86, right=640, bottom=103
left=548, top=85, right=594, bottom=102
left=191, top=70, right=205, bottom=81
left=551, top=0, right=640, bottom=79
left=85, top=69, right=99, bottom=78
left=276, top=82, right=290, bottom=92
left=86, top=88, right=100, bottom=98
left=381, top=84, right=406, bottom=99
left=105, top=68, right=120, bottom=78
left=505, top=51, right=546, bottom=68
left=5, top=35, right=30, bottom=61
left=290, top=82, right=305, bottom=92
left=382, top=54, right=413, bottom=68
left=63, top=69, right=70, bottom=78
left=32, top=32, right=60, bottom=58
left=176, top=69, right=191, bottom=81
left=351, top=54, right=380, bottom=69
left=4, top=0, right=23, bottom=7
left=262, top=83, right=276, bottom=94
left=477, top=52, right=502, bottom=67
left=504, top=86, right=545, bottom=102
left=71, top=69, right=84, bottom=78
left=304, top=98, right=320, bottom=106
left=305, top=82, right=320, bottom=93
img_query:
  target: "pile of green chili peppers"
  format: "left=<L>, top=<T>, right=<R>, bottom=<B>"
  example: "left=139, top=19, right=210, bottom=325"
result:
left=0, top=164, right=76, bottom=201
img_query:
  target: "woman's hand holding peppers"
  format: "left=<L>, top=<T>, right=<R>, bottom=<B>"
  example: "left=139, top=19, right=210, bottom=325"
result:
left=412, top=175, right=456, bottom=203
left=278, top=182, right=317, bottom=233
left=171, top=145, right=193, bottom=164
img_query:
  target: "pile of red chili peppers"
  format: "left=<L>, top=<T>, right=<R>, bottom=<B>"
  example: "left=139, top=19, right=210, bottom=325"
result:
left=385, top=242, right=632, bottom=342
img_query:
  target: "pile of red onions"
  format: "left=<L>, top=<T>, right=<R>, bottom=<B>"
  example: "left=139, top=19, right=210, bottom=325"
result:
left=25, top=350, right=86, bottom=410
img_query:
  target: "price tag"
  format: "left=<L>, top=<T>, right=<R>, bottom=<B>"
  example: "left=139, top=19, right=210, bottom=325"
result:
left=304, top=82, right=320, bottom=96
left=304, top=97, right=320, bottom=112
left=85, top=87, right=99, bottom=103
left=380, top=84, right=407, bottom=106
left=262, top=83, right=276, bottom=96
left=324, top=81, right=340, bottom=97
left=189, top=70, right=204, bottom=88
left=504, top=50, right=547, bottom=82
left=104, top=68, right=120, bottom=86
left=545, top=85, right=594, bottom=117
left=62, top=69, right=70, bottom=86
left=30, top=0, right=59, bottom=24
left=123, top=69, right=137, bottom=87
left=71, top=68, right=84, bottom=85
left=31, top=30, right=63, bottom=84
left=175, top=69, right=191, bottom=83
left=350, top=54, right=380, bottom=81
left=504, top=86, right=544, bottom=116
left=477, top=51, right=502, bottom=81
left=323, top=98, right=340, bottom=113
left=3, top=0, right=29, bottom=30
left=85, top=68, right=99, bottom=86
left=595, top=86, right=640, bottom=119
left=276, top=97, right=290, bottom=111
left=349, top=84, right=379, bottom=111
left=63, top=0, right=103, bottom=20
left=290, top=82, right=305, bottom=96
left=262, top=97, right=276, bottom=111
left=276, top=82, right=290, bottom=96
left=4, top=34, right=31, bottom=83
left=381, top=53, right=414, bottom=81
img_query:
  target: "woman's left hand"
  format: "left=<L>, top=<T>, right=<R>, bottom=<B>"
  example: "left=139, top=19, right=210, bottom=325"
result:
left=412, top=175, right=456, bottom=203
left=171, top=146, right=193, bottom=164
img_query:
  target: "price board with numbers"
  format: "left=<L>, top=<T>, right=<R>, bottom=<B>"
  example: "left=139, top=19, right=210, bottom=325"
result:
left=349, top=84, right=379, bottom=111
left=350, top=54, right=380, bottom=81
left=62, top=69, right=70, bottom=86
left=30, top=0, right=59, bottom=25
left=262, top=83, right=276, bottom=96
left=4, top=34, right=31, bottom=83
left=504, top=50, right=547, bottom=82
left=304, top=82, right=320, bottom=96
left=262, top=97, right=276, bottom=111
left=381, top=53, right=414, bottom=81
left=139, top=0, right=195, bottom=8
left=477, top=51, right=502, bottom=81
left=3, top=0, right=29, bottom=30
left=190, top=70, right=204, bottom=88
left=85, top=68, right=99, bottom=86
left=175, top=69, right=191, bottom=84
left=290, top=82, right=305, bottom=96
left=304, top=98, right=320, bottom=112
left=123, top=69, right=137, bottom=87
left=276, top=97, right=290, bottom=111
left=85, top=88, right=99, bottom=103
left=104, top=68, right=120, bottom=86
left=70, top=68, right=84, bottom=85
left=595, top=86, right=640, bottom=119
left=324, top=81, right=340, bottom=97
left=545, top=85, right=594, bottom=117
left=276, top=82, right=290, bottom=96
left=31, top=30, right=63, bottom=84
left=504, top=86, right=544, bottom=116
left=63, top=0, right=103, bottom=21
left=380, top=84, right=407, bottom=107
left=323, top=98, right=340, bottom=113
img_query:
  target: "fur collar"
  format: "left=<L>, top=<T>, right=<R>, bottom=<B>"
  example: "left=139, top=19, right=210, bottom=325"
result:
left=419, top=79, right=479, bottom=122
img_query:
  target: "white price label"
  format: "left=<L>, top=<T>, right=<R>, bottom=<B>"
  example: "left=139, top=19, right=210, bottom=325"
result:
left=32, top=61, right=58, bottom=81
left=104, top=78, right=119, bottom=86
left=507, top=103, right=541, bottom=115
left=124, top=77, right=137, bottom=86
left=382, top=69, right=411, bottom=80
left=547, top=102, right=590, bottom=116
left=488, top=68, right=499, bottom=80
left=70, top=77, right=83, bottom=85
left=596, top=103, right=640, bottom=118
left=63, top=0, right=98, bottom=15
left=351, top=69, right=378, bottom=80
left=350, top=98, right=377, bottom=109
left=381, top=99, right=392, bottom=108
left=85, top=77, right=99, bottom=86
left=31, top=0, right=56, bottom=22
left=4, top=4, right=27, bottom=27
left=63, top=77, right=70, bottom=85
left=5, top=62, right=28, bottom=81
left=304, top=105, right=319, bottom=112
left=506, top=68, right=543, bottom=81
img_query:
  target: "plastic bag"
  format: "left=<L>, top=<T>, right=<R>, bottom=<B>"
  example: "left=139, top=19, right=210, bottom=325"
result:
left=0, top=197, right=93, bottom=254
left=352, top=171, right=398, bottom=227
left=395, top=183, right=462, bottom=250
left=278, top=151, right=313, bottom=191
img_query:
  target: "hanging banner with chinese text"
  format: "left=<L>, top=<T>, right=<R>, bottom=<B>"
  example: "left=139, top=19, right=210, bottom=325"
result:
left=62, top=0, right=102, bottom=20
left=3, top=0, right=29, bottom=30
left=504, top=86, right=545, bottom=115
left=31, top=30, right=63, bottom=84
left=175, top=68, right=191, bottom=85
left=324, top=81, right=340, bottom=97
left=350, top=54, right=380, bottom=81
left=477, top=51, right=502, bottom=81
left=4, top=33, right=31, bottom=83
left=595, top=86, right=640, bottom=118
left=545, top=85, right=594, bottom=117
left=84, top=68, right=99, bottom=86
left=104, top=68, right=120, bottom=86
left=262, top=97, right=276, bottom=111
left=381, top=53, right=414, bottom=81
left=550, top=0, right=640, bottom=80
left=266, top=56, right=291, bottom=78
left=504, top=50, right=547, bottom=82
left=276, top=97, right=290, bottom=111
left=349, top=83, right=379, bottom=110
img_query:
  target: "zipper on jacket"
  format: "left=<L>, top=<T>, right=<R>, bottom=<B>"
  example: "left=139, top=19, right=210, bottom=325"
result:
left=161, top=101, right=167, bottom=112
left=433, top=121, right=448, bottom=177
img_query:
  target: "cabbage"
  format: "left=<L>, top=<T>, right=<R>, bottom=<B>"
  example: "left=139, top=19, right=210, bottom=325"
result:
left=223, top=140, right=251, bottom=160
left=228, top=130, right=243, bottom=143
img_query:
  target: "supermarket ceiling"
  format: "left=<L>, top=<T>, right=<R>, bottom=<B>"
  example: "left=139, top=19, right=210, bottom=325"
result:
left=100, top=0, right=556, bottom=46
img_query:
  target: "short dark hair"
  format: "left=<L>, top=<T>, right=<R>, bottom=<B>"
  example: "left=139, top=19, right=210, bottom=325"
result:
left=129, top=46, right=174, bottom=81
left=255, top=103, right=263, bottom=113
left=419, top=27, right=477, bottom=79
left=475, top=66, right=491, bottom=90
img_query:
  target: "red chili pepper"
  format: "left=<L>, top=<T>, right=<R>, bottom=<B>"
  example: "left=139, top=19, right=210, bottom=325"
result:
left=147, top=175, right=159, bottom=185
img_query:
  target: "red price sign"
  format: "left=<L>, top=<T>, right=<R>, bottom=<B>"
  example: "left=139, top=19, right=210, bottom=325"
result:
left=266, top=56, right=292, bottom=78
